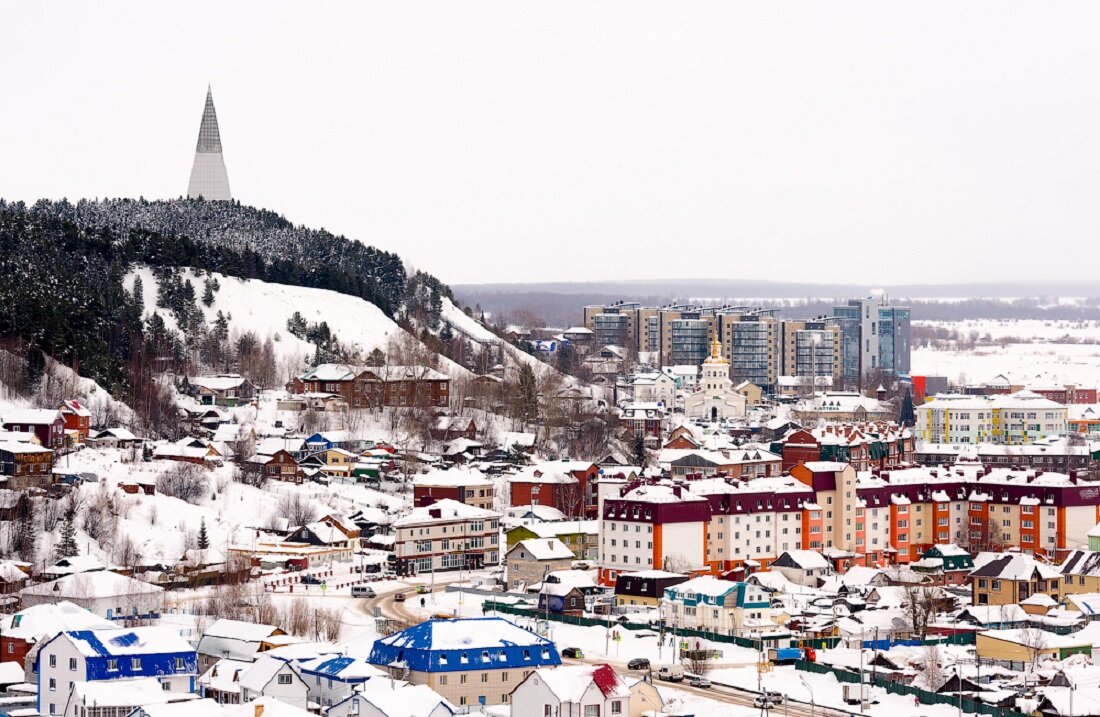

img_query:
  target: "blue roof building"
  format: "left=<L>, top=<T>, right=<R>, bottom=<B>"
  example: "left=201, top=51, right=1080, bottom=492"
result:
left=36, top=626, right=197, bottom=715
left=368, top=617, right=560, bottom=708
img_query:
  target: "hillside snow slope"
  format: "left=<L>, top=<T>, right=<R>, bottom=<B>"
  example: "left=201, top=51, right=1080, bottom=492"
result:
left=128, top=267, right=471, bottom=377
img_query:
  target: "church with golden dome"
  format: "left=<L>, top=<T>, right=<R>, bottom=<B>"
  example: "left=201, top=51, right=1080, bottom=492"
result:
left=683, top=337, right=747, bottom=420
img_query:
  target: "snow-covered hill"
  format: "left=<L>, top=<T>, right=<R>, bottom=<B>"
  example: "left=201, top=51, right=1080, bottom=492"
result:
left=128, top=267, right=472, bottom=378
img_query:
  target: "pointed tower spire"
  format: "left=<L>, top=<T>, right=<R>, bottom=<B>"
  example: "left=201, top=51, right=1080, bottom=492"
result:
left=187, top=85, right=232, bottom=200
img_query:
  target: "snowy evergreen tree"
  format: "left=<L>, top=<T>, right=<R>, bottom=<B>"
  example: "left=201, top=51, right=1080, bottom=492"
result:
left=55, top=515, right=79, bottom=560
left=197, top=517, right=209, bottom=550
left=516, top=364, right=539, bottom=422
left=898, top=388, right=916, bottom=427
left=202, top=279, right=216, bottom=307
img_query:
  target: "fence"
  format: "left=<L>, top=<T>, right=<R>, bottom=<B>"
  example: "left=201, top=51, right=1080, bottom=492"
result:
left=482, top=600, right=789, bottom=650
left=793, top=660, right=1031, bottom=717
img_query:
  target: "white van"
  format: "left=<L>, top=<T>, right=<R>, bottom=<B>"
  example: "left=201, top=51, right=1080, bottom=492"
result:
left=351, top=585, right=377, bottom=598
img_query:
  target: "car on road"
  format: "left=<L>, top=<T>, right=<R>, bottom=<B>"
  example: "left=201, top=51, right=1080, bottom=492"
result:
left=687, top=676, right=711, bottom=689
left=393, top=592, right=406, bottom=602
left=627, top=658, right=650, bottom=670
left=416, top=585, right=432, bottom=594
left=765, top=691, right=785, bottom=704
left=752, top=696, right=776, bottom=709
left=351, top=585, right=376, bottom=598
left=300, top=575, right=322, bottom=585
left=561, top=647, right=584, bottom=659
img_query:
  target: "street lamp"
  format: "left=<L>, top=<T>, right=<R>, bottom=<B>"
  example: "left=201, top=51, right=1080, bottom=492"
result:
left=799, top=674, right=815, bottom=717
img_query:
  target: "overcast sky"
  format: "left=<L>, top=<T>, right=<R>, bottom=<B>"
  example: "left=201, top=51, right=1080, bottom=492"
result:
left=4, top=2, right=1100, bottom=286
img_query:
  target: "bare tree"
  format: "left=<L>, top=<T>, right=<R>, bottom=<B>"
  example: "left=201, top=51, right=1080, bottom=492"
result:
left=903, top=585, right=940, bottom=637
left=1020, top=626, right=1049, bottom=672
left=916, top=644, right=944, bottom=692
left=276, top=493, right=317, bottom=527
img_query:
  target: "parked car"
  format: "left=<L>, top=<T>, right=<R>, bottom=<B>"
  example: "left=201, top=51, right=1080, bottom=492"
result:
left=657, top=665, right=685, bottom=682
left=300, top=575, right=322, bottom=585
left=394, top=592, right=406, bottom=602
left=351, top=585, right=376, bottom=598
left=765, top=691, right=785, bottom=704
left=753, top=696, right=775, bottom=709
left=561, top=647, right=584, bottom=659
left=627, top=658, right=650, bottom=670
left=687, top=676, right=712, bottom=689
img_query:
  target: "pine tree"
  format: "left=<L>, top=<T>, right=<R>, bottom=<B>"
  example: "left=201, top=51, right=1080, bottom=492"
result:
left=366, top=348, right=386, bottom=367
left=197, top=517, right=210, bottom=550
left=440, top=321, right=454, bottom=342
left=898, top=388, right=916, bottom=427
left=516, top=364, right=539, bottom=422
left=55, top=515, right=79, bottom=560
left=556, top=342, right=576, bottom=375
left=202, top=279, right=215, bottom=307
left=632, top=433, right=649, bottom=471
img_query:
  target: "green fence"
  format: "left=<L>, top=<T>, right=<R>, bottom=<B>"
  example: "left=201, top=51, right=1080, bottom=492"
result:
left=793, top=660, right=1030, bottom=717
left=482, top=600, right=786, bottom=650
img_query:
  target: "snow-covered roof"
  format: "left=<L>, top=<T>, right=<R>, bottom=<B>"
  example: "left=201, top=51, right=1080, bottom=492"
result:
left=238, top=655, right=294, bottom=693
left=778, top=549, right=831, bottom=570
left=510, top=538, right=574, bottom=561
left=515, top=520, right=598, bottom=538
left=64, top=625, right=193, bottom=657
left=536, top=664, right=630, bottom=702
left=666, top=575, right=739, bottom=598
left=222, top=695, right=313, bottom=717
left=1, top=408, right=60, bottom=425
left=94, top=427, right=138, bottom=441
left=621, top=484, right=705, bottom=504
left=506, top=505, right=568, bottom=522
left=1, top=601, right=114, bottom=641
left=297, top=655, right=385, bottom=681
left=970, top=552, right=1061, bottom=581
left=501, top=431, right=536, bottom=449
left=198, top=658, right=249, bottom=694
left=22, top=570, right=164, bottom=599
left=202, top=618, right=282, bottom=643
left=511, top=460, right=593, bottom=484
left=392, top=498, right=499, bottom=527
left=352, top=684, right=454, bottom=717
left=71, top=677, right=199, bottom=708
left=189, top=374, right=250, bottom=392
left=374, top=617, right=556, bottom=652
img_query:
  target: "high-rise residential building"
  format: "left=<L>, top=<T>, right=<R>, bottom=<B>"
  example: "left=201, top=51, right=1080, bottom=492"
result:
left=187, top=85, right=232, bottom=201
left=780, top=319, right=842, bottom=384
left=583, top=302, right=642, bottom=350
left=659, top=306, right=717, bottom=367
left=831, top=292, right=911, bottom=383
left=717, top=309, right=780, bottom=391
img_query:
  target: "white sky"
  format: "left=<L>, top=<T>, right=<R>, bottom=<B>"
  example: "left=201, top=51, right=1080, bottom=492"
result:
left=4, top=2, right=1100, bottom=286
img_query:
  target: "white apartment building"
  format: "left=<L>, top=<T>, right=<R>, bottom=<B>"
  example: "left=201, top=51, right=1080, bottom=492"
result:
left=392, top=499, right=501, bottom=574
left=916, top=391, right=1068, bottom=445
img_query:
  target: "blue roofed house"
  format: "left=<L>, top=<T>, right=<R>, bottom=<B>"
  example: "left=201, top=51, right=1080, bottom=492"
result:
left=661, top=576, right=777, bottom=638
left=36, top=626, right=197, bottom=717
left=298, top=654, right=386, bottom=710
left=368, top=617, right=561, bottom=709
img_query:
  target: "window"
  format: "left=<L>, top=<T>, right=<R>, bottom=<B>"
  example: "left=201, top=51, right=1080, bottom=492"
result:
left=611, top=701, right=623, bottom=715
left=585, top=706, right=601, bottom=717
left=174, top=657, right=185, bottom=671
left=49, top=655, right=56, bottom=668
left=48, top=677, right=56, bottom=691
left=132, top=658, right=142, bottom=670
left=440, top=676, right=447, bottom=685
left=278, top=674, right=293, bottom=685
left=461, top=674, right=468, bottom=684
left=482, top=673, right=489, bottom=683
left=545, top=707, right=553, bottom=717
left=108, top=659, right=119, bottom=671
left=69, top=658, right=77, bottom=670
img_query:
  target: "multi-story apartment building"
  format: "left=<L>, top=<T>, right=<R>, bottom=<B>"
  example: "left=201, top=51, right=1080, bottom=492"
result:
left=583, top=302, right=645, bottom=350
left=392, top=499, right=501, bottom=575
left=412, top=468, right=495, bottom=511
left=831, top=292, right=911, bottom=382
left=597, top=484, right=711, bottom=585
left=659, top=306, right=718, bottom=367
left=780, top=319, right=843, bottom=384
left=717, top=309, right=781, bottom=391
left=916, top=390, right=1069, bottom=445
left=914, top=435, right=1091, bottom=472
left=598, top=463, right=1100, bottom=582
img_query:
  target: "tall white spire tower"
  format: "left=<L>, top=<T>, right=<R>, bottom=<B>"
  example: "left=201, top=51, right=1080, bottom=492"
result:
left=186, top=85, right=232, bottom=200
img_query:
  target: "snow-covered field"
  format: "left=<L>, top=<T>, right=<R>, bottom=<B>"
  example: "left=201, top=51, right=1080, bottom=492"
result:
left=916, top=318, right=1100, bottom=342
left=913, top=342, right=1100, bottom=386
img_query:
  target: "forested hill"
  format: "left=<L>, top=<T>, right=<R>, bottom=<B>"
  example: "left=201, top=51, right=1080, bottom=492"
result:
left=0, top=199, right=455, bottom=425
left=9, top=197, right=451, bottom=319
